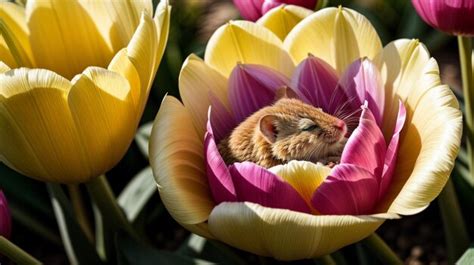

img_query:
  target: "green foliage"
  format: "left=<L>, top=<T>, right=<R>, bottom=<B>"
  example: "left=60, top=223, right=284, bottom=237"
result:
left=457, top=246, right=474, bottom=265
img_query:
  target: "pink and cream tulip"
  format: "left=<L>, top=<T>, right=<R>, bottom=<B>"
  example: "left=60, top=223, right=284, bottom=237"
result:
left=150, top=6, right=462, bottom=260
left=0, top=0, right=170, bottom=183
left=233, top=0, right=317, bottom=21
left=412, top=0, right=474, bottom=36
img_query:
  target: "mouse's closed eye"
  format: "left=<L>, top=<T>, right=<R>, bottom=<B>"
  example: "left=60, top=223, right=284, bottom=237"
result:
left=302, top=124, right=319, bottom=131
left=299, top=118, right=320, bottom=132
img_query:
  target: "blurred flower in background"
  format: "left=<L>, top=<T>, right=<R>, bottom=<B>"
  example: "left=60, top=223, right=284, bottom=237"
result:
left=0, top=0, right=169, bottom=183
left=233, top=0, right=317, bottom=21
left=412, top=0, right=474, bottom=36
left=150, top=5, right=462, bottom=260
left=0, top=191, right=11, bottom=238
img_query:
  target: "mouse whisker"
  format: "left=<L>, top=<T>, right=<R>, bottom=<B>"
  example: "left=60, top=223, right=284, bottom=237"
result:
left=338, top=109, right=362, bottom=128
left=327, top=84, right=347, bottom=110
left=332, top=96, right=358, bottom=118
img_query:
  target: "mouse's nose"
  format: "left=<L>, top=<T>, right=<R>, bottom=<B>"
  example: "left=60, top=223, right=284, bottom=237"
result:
left=334, top=119, right=346, bottom=131
left=334, top=119, right=348, bottom=137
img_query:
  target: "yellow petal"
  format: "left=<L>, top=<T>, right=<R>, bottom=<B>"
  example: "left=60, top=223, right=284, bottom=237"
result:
left=108, top=49, right=142, bottom=112
left=68, top=67, right=137, bottom=182
left=284, top=7, right=382, bottom=74
left=208, top=202, right=396, bottom=260
left=0, top=68, right=88, bottom=183
left=125, top=13, right=158, bottom=112
left=375, top=39, right=463, bottom=215
left=0, top=61, right=10, bottom=73
left=0, top=38, right=16, bottom=68
left=78, top=0, right=152, bottom=52
left=257, top=5, right=313, bottom=40
left=380, top=86, right=461, bottom=214
left=179, top=54, right=229, bottom=139
left=376, top=39, right=432, bottom=139
left=204, top=20, right=295, bottom=78
left=154, top=0, right=171, bottom=71
left=269, top=161, right=330, bottom=208
left=26, top=0, right=113, bottom=79
left=0, top=2, right=34, bottom=67
left=149, top=96, right=215, bottom=226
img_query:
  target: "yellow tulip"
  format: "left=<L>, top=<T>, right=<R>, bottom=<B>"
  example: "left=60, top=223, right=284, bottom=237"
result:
left=150, top=6, right=461, bottom=260
left=0, top=0, right=170, bottom=183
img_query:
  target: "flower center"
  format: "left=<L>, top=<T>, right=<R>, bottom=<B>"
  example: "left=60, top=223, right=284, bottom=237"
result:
left=217, top=97, right=348, bottom=168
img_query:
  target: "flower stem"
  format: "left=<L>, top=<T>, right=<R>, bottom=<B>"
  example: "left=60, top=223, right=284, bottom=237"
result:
left=9, top=204, right=62, bottom=247
left=313, top=255, right=336, bottom=265
left=438, top=178, right=470, bottom=263
left=458, top=36, right=474, bottom=182
left=67, top=184, right=94, bottom=242
left=85, top=175, right=134, bottom=235
left=361, top=233, right=402, bottom=264
left=0, top=236, right=42, bottom=264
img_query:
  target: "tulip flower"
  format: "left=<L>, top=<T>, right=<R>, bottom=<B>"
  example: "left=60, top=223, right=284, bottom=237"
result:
left=0, top=0, right=170, bottom=183
left=0, top=191, right=11, bottom=238
left=412, top=0, right=474, bottom=36
left=150, top=6, right=462, bottom=260
left=233, top=0, right=317, bottom=21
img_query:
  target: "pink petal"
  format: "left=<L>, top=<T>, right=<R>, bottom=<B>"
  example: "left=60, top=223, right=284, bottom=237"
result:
left=412, top=0, right=474, bottom=36
left=204, top=118, right=237, bottom=203
left=340, top=104, right=386, bottom=181
left=261, top=0, right=318, bottom=13
left=337, top=59, right=385, bottom=127
left=283, top=0, right=317, bottom=9
left=228, top=64, right=290, bottom=123
left=229, top=162, right=311, bottom=213
left=379, top=100, right=407, bottom=199
left=233, top=0, right=263, bottom=21
left=291, top=55, right=344, bottom=114
left=261, top=0, right=284, bottom=13
left=311, top=164, right=379, bottom=215
left=208, top=94, right=237, bottom=142
left=0, top=191, right=11, bottom=238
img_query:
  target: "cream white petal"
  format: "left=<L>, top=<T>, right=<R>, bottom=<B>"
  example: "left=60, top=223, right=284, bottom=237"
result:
left=284, top=7, right=382, bottom=74
left=179, top=54, right=229, bottom=139
left=149, top=96, right=215, bottom=226
left=208, top=202, right=396, bottom=260
left=257, top=5, right=313, bottom=40
left=375, top=39, right=462, bottom=215
left=204, top=20, right=295, bottom=78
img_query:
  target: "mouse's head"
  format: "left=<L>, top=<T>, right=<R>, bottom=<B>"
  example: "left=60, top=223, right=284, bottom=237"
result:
left=258, top=98, right=347, bottom=163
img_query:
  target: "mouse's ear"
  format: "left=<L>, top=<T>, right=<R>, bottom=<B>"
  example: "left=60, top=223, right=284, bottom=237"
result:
left=259, top=115, right=278, bottom=143
left=274, top=86, right=298, bottom=101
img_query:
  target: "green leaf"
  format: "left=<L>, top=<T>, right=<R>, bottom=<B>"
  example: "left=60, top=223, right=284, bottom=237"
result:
left=438, top=178, right=470, bottom=264
left=0, top=164, right=53, bottom=218
left=118, top=167, right=156, bottom=222
left=457, top=247, right=474, bottom=265
left=116, top=232, right=214, bottom=265
left=0, top=164, right=60, bottom=244
left=135, top=122, right=153, bottom=159
left=47, top=184, right=104, bottom=265
left=177, top=234, right=247, bottom=265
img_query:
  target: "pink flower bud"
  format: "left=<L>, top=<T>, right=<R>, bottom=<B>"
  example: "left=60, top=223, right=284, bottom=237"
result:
left=412, top=0, right=474, bottom=36
left=233, top=0, right=318, bottom=21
